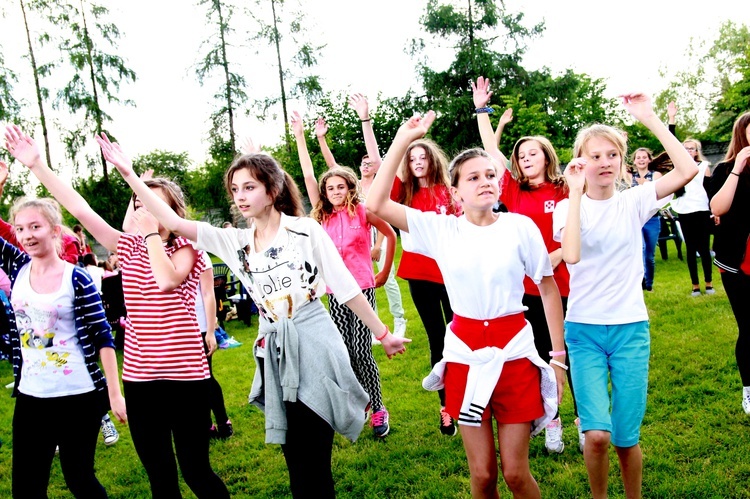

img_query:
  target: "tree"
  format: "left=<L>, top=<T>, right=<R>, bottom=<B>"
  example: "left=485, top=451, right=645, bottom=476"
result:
left=18, top=0, right=56, bottom=170
left=54, top=0, right=136, bottom=181
left=411, top=0, right=618, bottom=160
left=656, top=21, right=750, bottom=142
left=196, top=0, right=247, bottom=154
left=248, top=0, right=324, bottom=153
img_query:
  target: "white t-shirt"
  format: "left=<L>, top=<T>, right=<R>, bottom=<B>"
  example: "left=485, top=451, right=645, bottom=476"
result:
left=669, top=161, right=709, bottom=214
left=84, top=264, right=104, bottom=293
left=404, top=208, right=552, bottom=320
left=13, top=262, right=95, bottom=397
left=553, top=182, right=661, bottom=325
left=194, top=251, right=213, bottom=332
left=197, top=214, right=360, bottom=322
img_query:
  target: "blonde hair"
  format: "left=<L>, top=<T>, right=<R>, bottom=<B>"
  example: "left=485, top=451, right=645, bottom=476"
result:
left=9, top=198, right=63, bottom=254
left=574, top=124, right=628, bottom=166
left=310, top=167, right=361, bottom=224
left=683, top=138, right=707, bottom=163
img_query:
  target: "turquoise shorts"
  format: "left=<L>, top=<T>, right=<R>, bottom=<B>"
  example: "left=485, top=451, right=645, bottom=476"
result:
left=565, top=321, right=650, bottom=448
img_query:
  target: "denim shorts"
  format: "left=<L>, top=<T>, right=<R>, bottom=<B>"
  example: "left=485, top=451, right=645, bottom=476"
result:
left=565, top=320, right=650, bottom=447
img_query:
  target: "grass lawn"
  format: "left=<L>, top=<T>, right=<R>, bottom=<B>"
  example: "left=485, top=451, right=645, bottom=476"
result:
left=0, top=240, right=748, bottom=498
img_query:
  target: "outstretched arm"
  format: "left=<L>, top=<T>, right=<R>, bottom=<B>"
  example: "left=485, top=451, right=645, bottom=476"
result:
left=367, top=210, right=395, bottom=287
left=291, top=111, right=321, bottom=208
left=495, top=108, right=513, bottom=151
left=471, top=77, right=508, bottom=169
left=314, top=118, right=337, bottom=169
left=366, top=112, right=437, bottom=232
left=620, top=93, right=697, bottom=199
left=4, top=125, right=122, bottom=252
left=95, top=133, right=199, bottom=242
left=349, top=93, right=382, bottom=167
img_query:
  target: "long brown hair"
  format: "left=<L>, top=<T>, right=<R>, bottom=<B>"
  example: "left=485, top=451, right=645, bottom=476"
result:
left=310, top=167, right=361, bottom=224
left=131, top=178, right=187, bottom=246
left=398, top=139, right=451, bottom=207
left=510, top=136, right=567, bottom=192
left=724, top=112, right=750, bottom=163
left=224, top=153, right=304, bottom=217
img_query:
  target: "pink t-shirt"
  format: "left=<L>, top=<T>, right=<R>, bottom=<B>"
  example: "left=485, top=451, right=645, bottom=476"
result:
left=322, top=203, right=375, bottom=290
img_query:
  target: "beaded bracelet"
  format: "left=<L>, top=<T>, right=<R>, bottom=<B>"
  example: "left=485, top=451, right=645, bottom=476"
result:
left=475, top=107, right=494, bottom=114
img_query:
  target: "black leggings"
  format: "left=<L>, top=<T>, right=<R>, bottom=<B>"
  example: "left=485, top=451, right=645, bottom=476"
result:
left=282, top=401, right=336, bottom=498
left=124, top=380, right=229, bottom=499
left=202, top=332, right=229, bottom=425
left=13, top=390, right=108, bottom=499
left=522, top=294, right=577, bottom=416
left=721, top=271, right=750, bottom=386
left=407, top=279, right=453, bottom=406
left=679, top=211, right=713, bottom=286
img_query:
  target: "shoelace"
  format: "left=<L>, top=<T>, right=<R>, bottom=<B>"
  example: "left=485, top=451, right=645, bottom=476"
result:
left=371, top=410, right=387, bottom=427
left=102, top=423, right=116, bottom=437
left=440, top=409, right=452, bottom=427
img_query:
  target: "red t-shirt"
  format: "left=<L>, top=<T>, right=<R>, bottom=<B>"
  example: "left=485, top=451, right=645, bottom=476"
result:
left=500, top=170, right=570, bottom=297
left=117, top=233, right=209, bottom=381
left=391, top=178, right=460, bottom=283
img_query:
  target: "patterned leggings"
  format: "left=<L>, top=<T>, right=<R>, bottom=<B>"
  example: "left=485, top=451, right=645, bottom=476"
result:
left=328, top=288, right=384, bottom=411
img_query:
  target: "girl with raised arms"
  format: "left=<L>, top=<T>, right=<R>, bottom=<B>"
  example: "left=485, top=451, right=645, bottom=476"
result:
left=292, top=110, right=398, bottom=438
left=4, top=125, right=229, bottom=499
left=95, top=134, right=409, bottom=498
left=367, top=111, right=565, bottom=499
left=553, top=93, right=697, bottom=499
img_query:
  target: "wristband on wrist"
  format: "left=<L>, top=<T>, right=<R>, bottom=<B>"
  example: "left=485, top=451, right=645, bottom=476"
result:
left=143, top=232, right=160, bottom=240
left=730, top=171, right=741, bottom=177
left=549, top=350, right=566, bottom=357
left=375, top=325, right=389, bottom=341
left=361, top=118, right=371, bottom=122
left=475, top=107, right=494, bottom=114
left=550, top=359, right=568, bottom=370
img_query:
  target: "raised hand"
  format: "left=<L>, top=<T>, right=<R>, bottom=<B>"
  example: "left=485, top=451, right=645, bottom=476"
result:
left=396, top=111, right=436, bottom=143
left=4, top=125, right=42, bottom=168
left=620, top=93, right=656, bottom=123
left=471, top=76, right=493, bottom=109
left=96, top=133, right=135, bottom=179
left=499, top=108, right=514, bottom=128
left=564, top=158, right=587, bottom=193
left=667, top=101, right=678, bottom=121
left=140, top=169, right=154, bottom=181
left=131, top=206, right=160, bottom=236
left=348, top=93, right=370, bottom=121
left=290, top=110, right=305, bottom=137
left=0, top=161, right=8, bottom=186
left=734, top=146, right=750, bottom=174
left=314, top=117, right=329, bottom=138
left=240, top=136, right=261, bottom=155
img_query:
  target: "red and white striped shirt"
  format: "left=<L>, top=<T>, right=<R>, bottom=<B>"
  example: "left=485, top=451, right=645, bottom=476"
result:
left=118, top=233, right=209, bottom=381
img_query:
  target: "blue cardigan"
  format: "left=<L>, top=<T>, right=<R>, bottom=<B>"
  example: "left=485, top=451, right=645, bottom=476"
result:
left=0, top=237, right=115, bottom=397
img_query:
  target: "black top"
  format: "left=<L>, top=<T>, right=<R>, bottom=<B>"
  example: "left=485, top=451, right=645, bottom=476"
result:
left=709, top=161, right=750, bottom=273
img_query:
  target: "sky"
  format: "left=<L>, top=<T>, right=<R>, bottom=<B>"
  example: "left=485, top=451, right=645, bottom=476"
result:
left=1, top=0, right=747, bottom=170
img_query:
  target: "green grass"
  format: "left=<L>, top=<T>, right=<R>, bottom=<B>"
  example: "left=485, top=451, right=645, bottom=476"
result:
left=1, top=241, right=748, bottom=498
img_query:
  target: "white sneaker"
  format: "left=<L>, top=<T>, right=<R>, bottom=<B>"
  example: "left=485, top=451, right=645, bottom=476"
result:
left=101, top=417, right=119, bottom=445
left=393, top=317, right=407, bottom=338
left=743, top=387, right=750, bottom=415
left=544, top=417, right=564, bottom=454
left=575, top=417, right=585, bottom=453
